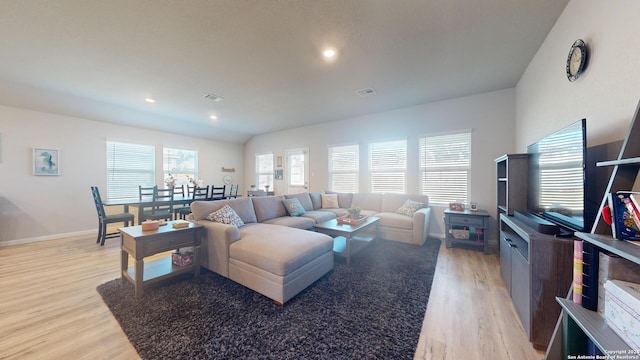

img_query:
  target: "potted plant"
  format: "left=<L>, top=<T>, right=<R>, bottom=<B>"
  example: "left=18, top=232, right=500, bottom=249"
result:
left=347, top=205, right=361, bottom=220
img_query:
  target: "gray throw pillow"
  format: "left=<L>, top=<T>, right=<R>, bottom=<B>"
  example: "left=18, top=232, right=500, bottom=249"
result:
left=207, top=204, right=245, bottom=227
left=283, top=198, right=306, bottom=217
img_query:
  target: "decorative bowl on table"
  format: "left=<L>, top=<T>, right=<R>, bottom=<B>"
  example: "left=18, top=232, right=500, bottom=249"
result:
left=141, top=220, right=160, bottom=231
left=337, top=215, right=368, bottom=225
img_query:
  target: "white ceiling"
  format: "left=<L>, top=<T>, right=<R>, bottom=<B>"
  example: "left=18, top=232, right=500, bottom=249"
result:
left=0, top=0, right=568, bottom=144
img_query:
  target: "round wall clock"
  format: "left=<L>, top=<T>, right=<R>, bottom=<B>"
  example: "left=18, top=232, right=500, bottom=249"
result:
left=566, top=39, right=588, bottom=82
left=223, top=175, right=233, bottom=185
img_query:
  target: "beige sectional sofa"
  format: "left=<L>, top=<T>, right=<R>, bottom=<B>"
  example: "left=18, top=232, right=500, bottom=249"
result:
left=188, top=191, right=431, bottom=304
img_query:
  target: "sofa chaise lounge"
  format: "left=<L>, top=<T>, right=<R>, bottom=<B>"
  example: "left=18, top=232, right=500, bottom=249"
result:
left=188, top=191, right=431, bottom=304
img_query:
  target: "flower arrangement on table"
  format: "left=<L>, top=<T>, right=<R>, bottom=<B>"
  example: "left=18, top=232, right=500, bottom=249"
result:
left=188, top=176, right=204, bottom=187
left=165, top=172, right=177, bottom=188
left=347, top=205, right=361, bottom=219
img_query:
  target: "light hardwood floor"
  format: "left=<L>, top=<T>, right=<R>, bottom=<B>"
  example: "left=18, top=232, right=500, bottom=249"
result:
left=0, top=234, right=544, bottom=359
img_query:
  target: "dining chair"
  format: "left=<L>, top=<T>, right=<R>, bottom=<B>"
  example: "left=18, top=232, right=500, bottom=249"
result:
left=179, top=185, right=210, bottom=219
left=91, top=186, right=135, bottom=246
left=172, top=185, right=190, bottom=219
left=139, top=185, right=155, bottom=200
left=142, top=187, right=174, bottom=223
left=227, top=184, right=239, bottom=199
left=210, top=185, right=226, bottom=201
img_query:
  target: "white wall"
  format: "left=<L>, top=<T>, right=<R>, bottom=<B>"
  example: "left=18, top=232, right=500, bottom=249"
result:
left=245, top=88, right=517, bottom=242
left=516, top=1, right=640, bottom=150
left=0, top=105, right=244, bottom=245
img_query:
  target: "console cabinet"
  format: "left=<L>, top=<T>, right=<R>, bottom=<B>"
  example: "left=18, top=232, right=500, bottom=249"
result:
left=500, top=214, right=574, bottom=349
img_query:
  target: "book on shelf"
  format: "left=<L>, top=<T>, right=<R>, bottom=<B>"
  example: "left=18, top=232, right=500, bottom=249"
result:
left=608, top=192, right=640, bottom=241
left=573, top=240, right=583, bottom=304
left=597, top=252, right=640, bottom=316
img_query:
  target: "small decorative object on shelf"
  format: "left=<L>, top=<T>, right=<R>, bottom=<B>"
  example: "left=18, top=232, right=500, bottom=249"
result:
left=171, top=251, right=193, bottom=267
left=347, top=205, right=361, bottom=219
left=469, top=202, right=478, bottom=211
left=449, top=202, right=465, bottom=211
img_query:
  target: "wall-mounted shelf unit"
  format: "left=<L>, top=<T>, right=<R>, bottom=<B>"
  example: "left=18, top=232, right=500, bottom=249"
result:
left=495, top=153, right=528, bottom=218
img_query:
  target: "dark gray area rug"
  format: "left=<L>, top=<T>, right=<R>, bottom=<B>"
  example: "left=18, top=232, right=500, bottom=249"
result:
left=97, top=238, right=441, bottom=359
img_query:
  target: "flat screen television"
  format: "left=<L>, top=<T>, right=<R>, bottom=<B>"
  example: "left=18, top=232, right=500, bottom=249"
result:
left=527, top=119, right=588, bottom=233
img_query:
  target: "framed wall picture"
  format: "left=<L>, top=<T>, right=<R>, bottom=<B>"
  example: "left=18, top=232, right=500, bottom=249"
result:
left=33, top=148, right=60, bottom=175
left=276, top=156, right=282, bottom=168
left=275, top=169, right=283, bottom=180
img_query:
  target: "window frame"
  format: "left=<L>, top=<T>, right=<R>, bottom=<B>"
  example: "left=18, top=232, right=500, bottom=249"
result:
left=328, top=143, right=359, bottom=193
left=162, top=146, right=198, bottom=188
left=419, top=130, right=472, bottom=205
left=368, top=138, right=407, bottom=194
left=105, top=140, right=155, bottom=201
left=255, top=152, right=274, bottom=191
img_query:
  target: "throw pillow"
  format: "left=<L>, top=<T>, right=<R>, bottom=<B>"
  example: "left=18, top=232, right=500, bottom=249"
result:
left=321, top=193, right=339, bottom=209
left=207, top=204, right=245, bottom=227
left=283, top=198, right=306, bottom=217
left=396, top=199, right=425, bottom=217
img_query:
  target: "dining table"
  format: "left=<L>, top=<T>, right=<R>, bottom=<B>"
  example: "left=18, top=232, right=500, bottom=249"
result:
left=103, top=195, right=194, bottom=224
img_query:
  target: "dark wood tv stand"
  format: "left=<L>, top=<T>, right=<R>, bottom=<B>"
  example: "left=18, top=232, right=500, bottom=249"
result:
left=499, top=214, right=574, bottom=349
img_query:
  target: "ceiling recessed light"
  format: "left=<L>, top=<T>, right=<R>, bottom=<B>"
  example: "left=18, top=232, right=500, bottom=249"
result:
left=322, top=48, right=338, bottom=60
left=210, top=114, right=218, bottom=120
left=323, top=49, right=336, bottom=58
left=145, top=98, right=156, bottom=103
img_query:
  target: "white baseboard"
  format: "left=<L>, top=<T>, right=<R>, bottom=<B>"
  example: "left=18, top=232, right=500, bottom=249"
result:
left=0, top=230, right=96, bottom=247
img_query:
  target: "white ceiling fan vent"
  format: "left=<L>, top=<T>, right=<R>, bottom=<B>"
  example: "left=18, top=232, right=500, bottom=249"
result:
left=356, top=87, right=377, bottom=97
left=203, top=93, right=224, bottom=102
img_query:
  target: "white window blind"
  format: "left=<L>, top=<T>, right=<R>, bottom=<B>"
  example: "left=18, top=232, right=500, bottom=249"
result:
left=163, top=147, right=198, bottom=188
left=368, top=139, right=406, bottom=193
left=106, top=141, right=155, bottom=201
left=256, top=153, right=274, bottom=190
left=420, top=132, right=471, bottom=204
left=328, top=144, right=359, bottom=193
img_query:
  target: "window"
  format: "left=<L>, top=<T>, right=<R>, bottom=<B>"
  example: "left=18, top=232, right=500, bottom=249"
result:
left=368, top=139, right=406, bottom=193
left=419, top=131, right=471, bottom=205
left=255, top=153, right=274, bottom=190
left=328, top=144, right=359, bottom=193
left=163, top=147, right=198, bottom=188
left=106, top=141, right=155, bottom=201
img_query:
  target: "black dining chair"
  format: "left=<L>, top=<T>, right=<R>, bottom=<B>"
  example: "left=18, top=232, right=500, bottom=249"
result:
left=139, top=185, right=155, bottom=200
left=227, top=184, right=239, bottom=199
left=91, top=186, right=134, bottom=246
left=210, top=185, right=226, bottom=201
left=179, top=185, right=210, bottom=219
left=141, top=187, right=174, bottom=223
left=172, top=185, right=190, bottom=219
left=138, top=185, right=157, bottom=223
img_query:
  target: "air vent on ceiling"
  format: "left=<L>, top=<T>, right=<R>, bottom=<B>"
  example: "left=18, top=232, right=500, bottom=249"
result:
left=203, top=93, right=224, bottom=102
left=356, top=87, right=377, bottom=97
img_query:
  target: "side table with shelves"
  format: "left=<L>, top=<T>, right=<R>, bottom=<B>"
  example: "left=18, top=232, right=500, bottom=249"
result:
left=119, top=221, right=203, bottom=299
left=444, top=209, right=491, bottom=254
